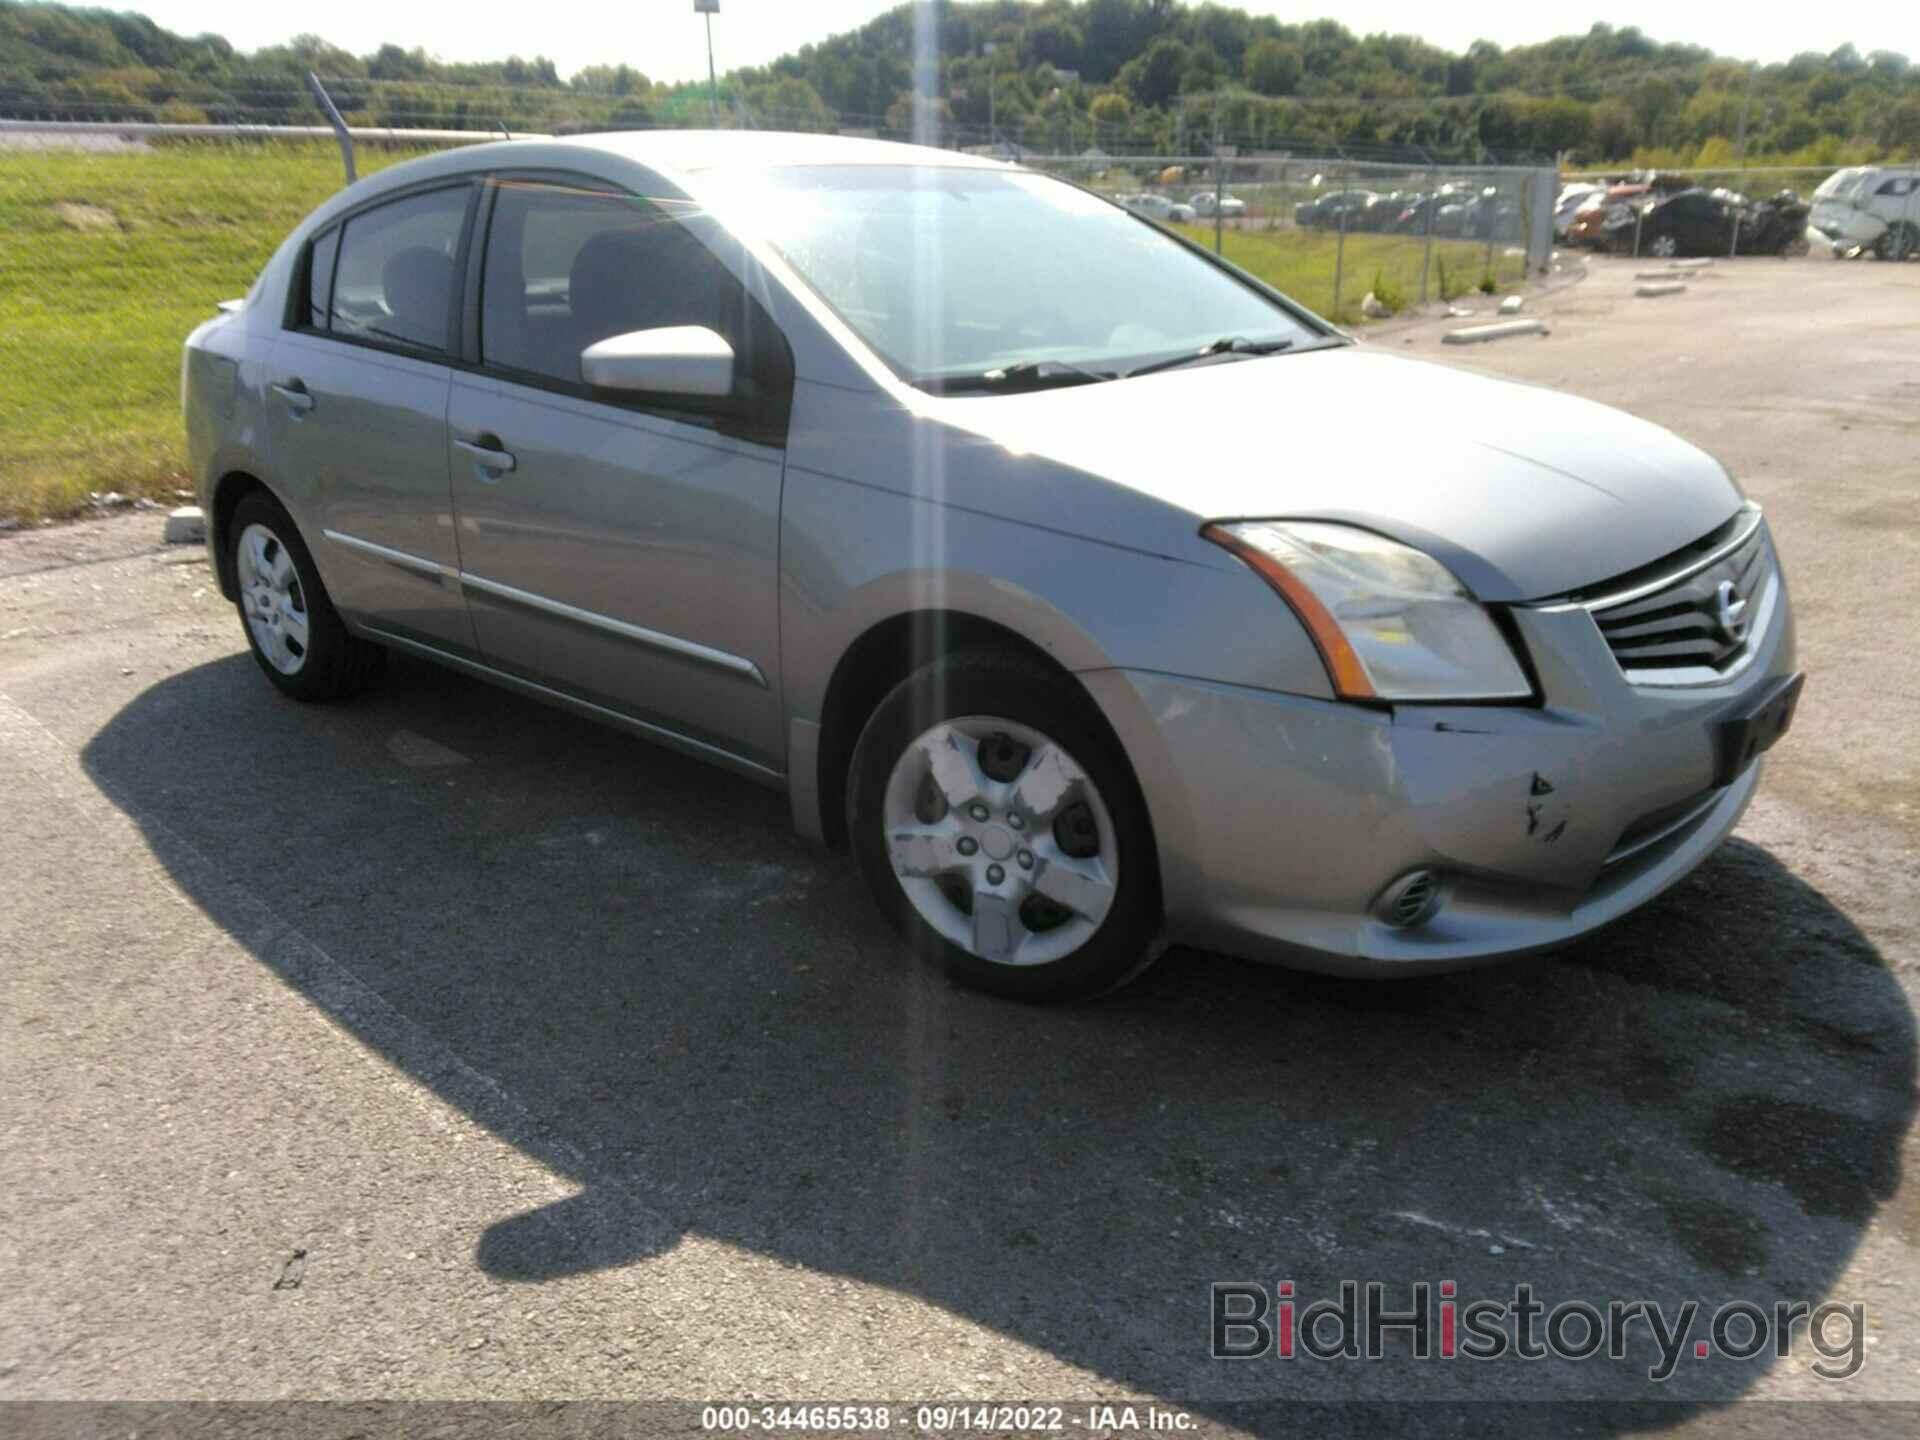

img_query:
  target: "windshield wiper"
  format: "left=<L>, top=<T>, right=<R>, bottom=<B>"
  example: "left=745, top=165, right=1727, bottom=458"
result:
left=926, top=358, right=1118, bottom=394
left=1125, top=336, right=1295, bottom=379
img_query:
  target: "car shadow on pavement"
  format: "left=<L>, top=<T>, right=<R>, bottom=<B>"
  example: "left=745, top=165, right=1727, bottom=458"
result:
left=82, top=652, right=1912, bottom=1429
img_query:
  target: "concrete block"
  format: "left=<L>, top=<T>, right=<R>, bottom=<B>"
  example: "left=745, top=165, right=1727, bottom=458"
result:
left=1442, top=319, right=1549, bottom=345
left=1635, top=282, right=1688, bottom=297
left=163, top=506, right=205, bottom=544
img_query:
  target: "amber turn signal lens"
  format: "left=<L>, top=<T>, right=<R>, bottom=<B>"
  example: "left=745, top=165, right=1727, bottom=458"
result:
left=1201, top=522, right=1377, bottom=700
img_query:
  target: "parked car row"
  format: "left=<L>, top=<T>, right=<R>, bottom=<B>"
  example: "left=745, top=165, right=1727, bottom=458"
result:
left=1564, top=183, right=1812, bottom=258
left=1293, top=185, right=1523, bottom=242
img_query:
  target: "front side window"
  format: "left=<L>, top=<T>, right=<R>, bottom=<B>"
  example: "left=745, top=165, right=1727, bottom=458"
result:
left=704, top=165, right=1324, bottom=390
left=480, top=178, right=738, bottom=387
left=326, top=186, right=470, bottom=354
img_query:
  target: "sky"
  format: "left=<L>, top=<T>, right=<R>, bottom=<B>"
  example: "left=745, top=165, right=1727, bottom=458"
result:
left=128, top=1, right=1920, bottom=86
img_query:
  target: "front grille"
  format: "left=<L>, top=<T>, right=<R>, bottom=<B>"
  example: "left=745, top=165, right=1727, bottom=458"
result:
left=1587, top=513, right=1774, bottom=684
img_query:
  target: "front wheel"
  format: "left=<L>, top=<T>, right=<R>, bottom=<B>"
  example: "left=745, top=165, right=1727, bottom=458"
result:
left=848, top=651, right=1161, bottom=1001
left=1647, top=232, right=1679, bottom=258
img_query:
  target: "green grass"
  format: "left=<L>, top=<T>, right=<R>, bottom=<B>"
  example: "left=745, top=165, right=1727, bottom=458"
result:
left=1171, top=224, right=1527, bottom=325
left=0, top=141, right=433, bottom=524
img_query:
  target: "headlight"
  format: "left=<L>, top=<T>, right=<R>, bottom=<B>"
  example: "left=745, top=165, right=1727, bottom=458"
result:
left=1202, top=521, right=1533, bottom=702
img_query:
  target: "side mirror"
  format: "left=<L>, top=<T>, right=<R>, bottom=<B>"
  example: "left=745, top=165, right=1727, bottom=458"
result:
left=580, top=325, right=734, bottom=398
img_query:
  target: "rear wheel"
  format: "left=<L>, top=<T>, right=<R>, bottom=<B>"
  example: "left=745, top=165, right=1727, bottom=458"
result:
left=1647, top=232, right=1679, bottom=258
left=229, top=489, right=385, bottom=702
left=848, top=651, right=1160, bottom=1001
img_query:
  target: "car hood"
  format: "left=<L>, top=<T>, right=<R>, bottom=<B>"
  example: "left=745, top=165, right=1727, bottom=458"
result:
left=927, top=346, right=1743, bottom=602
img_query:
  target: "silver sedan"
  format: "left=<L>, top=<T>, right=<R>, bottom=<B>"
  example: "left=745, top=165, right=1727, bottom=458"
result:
left=183, top=133, right=1801, bottom=999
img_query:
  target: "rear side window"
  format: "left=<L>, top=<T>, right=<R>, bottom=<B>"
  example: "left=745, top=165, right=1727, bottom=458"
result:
left=325, top=186, right=470, bottom=354
left=479, top=178, right=739, bottom=387
left=304, top=227, right=339, bottom=330
left=1877, top=177, right=1914, bottom=197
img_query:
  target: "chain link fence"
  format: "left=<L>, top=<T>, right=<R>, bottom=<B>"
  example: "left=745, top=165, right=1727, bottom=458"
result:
left=1031, top=153, right=1552, bottom=320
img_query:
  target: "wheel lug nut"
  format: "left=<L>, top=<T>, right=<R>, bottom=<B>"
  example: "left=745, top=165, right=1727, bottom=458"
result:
left=957, top=836, right=978, bottom=857
left=986, top=863, right=1005, bottom=885
left=1017, top=849, right=1033, bottom=869
left=968, top=803, right=990, bottom=822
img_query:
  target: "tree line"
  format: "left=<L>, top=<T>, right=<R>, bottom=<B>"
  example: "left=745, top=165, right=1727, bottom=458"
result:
left=3, top=0, right=1915, bottom=165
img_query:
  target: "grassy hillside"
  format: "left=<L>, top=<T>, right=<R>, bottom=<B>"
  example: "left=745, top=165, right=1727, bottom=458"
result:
left=0, top=141, right=429, bottom=522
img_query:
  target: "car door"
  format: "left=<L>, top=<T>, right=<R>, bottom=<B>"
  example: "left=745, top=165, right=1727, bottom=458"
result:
left=1681, top=194, right=1723, bottom=253
left=445, top=173, right=793, bottom=774
left=268, top=181, right=479, bottom=655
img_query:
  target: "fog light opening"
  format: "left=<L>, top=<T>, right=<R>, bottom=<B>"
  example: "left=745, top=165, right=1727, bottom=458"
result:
left=1377, top=870, right=1444, bottom=930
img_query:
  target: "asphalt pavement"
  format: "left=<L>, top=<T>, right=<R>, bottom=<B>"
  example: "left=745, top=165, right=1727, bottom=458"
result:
left=2, top=252, right=1915, bottom=1434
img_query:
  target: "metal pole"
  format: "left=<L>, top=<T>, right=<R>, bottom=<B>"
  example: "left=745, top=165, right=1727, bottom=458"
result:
left=1484, top=174, right=1496, bottom=282
left=1333, top=161, right=1348, bottom=320
left=1734, top=63, right=1755, bottom=167
left=305, top=72, right=355, bottom=185
left=1420, top=162, right=1436, bottom=306
left=1213, top=103, right=1224, bottom=255
left=705, top=12, right=719, bottom=127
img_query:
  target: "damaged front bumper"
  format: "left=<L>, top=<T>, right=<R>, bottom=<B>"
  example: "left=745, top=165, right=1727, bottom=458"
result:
left=1081, top=553, right=1798, bottom=976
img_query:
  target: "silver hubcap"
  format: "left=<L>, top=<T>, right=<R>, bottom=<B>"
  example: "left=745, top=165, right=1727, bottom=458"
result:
left=883, top=717, right=1118, bottom=967
left=236, top=522, right=310, bottom=675
left=1651, top=235, right=1676, bottom=257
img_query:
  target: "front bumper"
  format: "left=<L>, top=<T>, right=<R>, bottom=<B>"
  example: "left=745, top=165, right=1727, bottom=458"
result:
left=1081, top=548, right=1798, bottom=976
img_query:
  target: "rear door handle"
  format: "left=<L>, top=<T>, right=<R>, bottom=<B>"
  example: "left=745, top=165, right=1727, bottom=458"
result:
left=271, top=379, right=314, bottom=415
left=454, top=435, right=516, bottom=474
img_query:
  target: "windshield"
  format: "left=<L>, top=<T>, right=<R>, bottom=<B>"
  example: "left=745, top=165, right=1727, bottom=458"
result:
left=707, top=165, right=1323, bottom=388
left=1813, top=168, right=1868, bottom=202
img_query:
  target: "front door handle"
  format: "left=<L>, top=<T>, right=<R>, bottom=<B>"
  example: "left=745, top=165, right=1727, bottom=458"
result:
left=271, top=379, right=314, bottom=415
left=454, top=435, right=516, bottom=474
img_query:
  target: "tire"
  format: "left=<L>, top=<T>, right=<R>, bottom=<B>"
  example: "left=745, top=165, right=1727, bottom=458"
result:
left=1875, top=223, right=1917, bottom=262
left=229, top=488, right=385, bottom=702
left=1647, top=233, right=1679, bottom=258
left=847, top=649, right=1161, bottom=1001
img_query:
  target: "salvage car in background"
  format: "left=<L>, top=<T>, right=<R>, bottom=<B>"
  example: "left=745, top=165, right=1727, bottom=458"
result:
left=1294, top=189, right=1375, bottom=229
left=1555, top=182, right=1606, bottom=238
left=1568, top=182, right=1649, bottom=248
left=1809, top=165, right=1920, bottom=260
left=1607, top=188, right=1734, bottom=257
left=1606, top=187, right=1813, bottom=258
left=183, top=132, right=1801, bottom=999
left=1190, top=190, right=1247, bottom=219
left=1393, top=184, right=1480, bottom=236
left=1119, top=192, right=1197, bottom=225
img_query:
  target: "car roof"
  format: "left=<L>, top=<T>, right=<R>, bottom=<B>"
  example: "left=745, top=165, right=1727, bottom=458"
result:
left=540, top=129, right=1009, bottom=175
left=297, top=129, right=1020, bottom=237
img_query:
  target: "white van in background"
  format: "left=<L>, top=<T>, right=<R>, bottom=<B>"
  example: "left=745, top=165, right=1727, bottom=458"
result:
left=1808, top=166, right=1919, bottom=260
